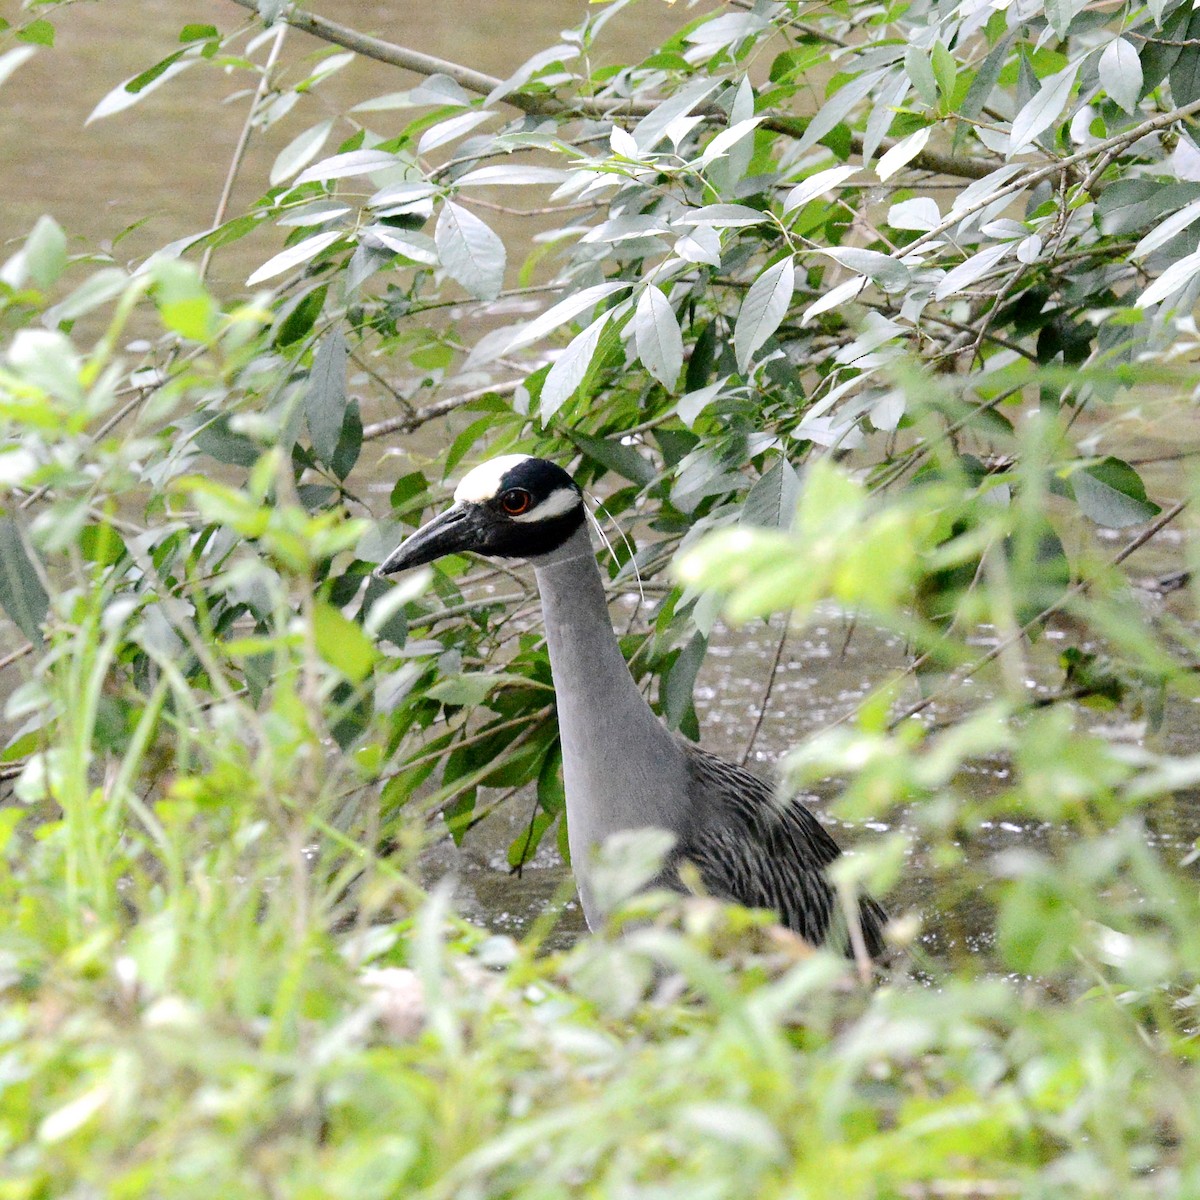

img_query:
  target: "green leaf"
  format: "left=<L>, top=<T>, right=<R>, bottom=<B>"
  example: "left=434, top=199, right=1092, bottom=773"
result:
left=18, top=19, right=54, bottom=46
left=1099, top=37, right=1142, bottom=114
left=508, top=810, right=556, bottom=869
left=1169, top=10, right=1200, bottom=104
left=1008, top=65, right=1077, bottom=157
left=313, top=601, right=378, bottom=683
left=1069, top=457, right=1162, bottom=528
left=961, top=31, right=1015, bottom=120
left=273, top=284, right=327, bottom=348
left=931, top=41, right=957, bottom=103
left=742, top=458, right=800, bottom=529
left=904, top=46, right=937, bottom=107
left=539, top=312, right=612, bottom=423
left=329, top=399, right=362, bottom=482
left=24, top=215, right=67, bottom=289
left=537, top=742, right=565, bottom=815
left=179, top=24, right=219, bottom=42
left=568, top=431, right=656, bottom=487
left=434, top=200, right=505, bottom=301
left=293, top=149, right=399, bottom=185
left=0, top=518, right=48, bottom=646
left=428, top=672, right=534, bottom=707
left=307, top=329, right=349, bottom=465
left=1096, top=181, right=1200, bottom=236
left=270, top=119, right=334, bottom=186
left=633, top=286, right=683, bottom=390
left=87, top=52, right=193, bottom=122
left=247, top=230, right=343, bottom=287
left=663, top=631, right=707, bottom=730
left=79, top=524, right=127, bottom=566
left=152, top=259, right=216, bottom=341
left=734, top=256, right=794, bottom=372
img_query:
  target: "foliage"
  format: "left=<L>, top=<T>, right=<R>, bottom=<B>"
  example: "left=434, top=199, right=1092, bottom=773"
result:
left=1, top=0, right=1200, bottom=1193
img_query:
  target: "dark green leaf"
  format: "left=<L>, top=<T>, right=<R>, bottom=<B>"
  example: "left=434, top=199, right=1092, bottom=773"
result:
left=1168, top=11, right=1200, bottom=105
left=273, top=285, right=327, bottom=348
left=569, top=431, right=656, bottom=487
left=307, top=329, right=348, bottom=465
left=663, top=631, right=707, bottom=730
left=0, top=518, right=48, bottom=646
left=1070, top=457, right=1162, bottom=527
left=194, top=416, right=261, bottom=467
left=329, top=399, right=362, bottom=481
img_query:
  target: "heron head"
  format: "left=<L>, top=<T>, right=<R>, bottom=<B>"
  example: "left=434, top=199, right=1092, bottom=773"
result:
left=377, top=454, right=585, bottom=574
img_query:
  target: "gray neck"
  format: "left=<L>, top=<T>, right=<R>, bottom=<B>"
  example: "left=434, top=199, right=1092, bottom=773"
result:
left=532, top=526, right=651, bottom=734
left=532, top=526, right=689, bottom=925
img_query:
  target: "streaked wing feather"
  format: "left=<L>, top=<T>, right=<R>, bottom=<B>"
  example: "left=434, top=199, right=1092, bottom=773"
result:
left=676, top=743, right=886, bottom=955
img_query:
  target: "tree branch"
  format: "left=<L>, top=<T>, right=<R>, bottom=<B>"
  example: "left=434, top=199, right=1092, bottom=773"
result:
left=362, top=379, right=523, bottom=442
left=225, top=0, right=995, bottom=181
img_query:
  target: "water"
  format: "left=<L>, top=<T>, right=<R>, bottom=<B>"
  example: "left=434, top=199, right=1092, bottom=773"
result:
left=3, top=0, right=1199, bottom=950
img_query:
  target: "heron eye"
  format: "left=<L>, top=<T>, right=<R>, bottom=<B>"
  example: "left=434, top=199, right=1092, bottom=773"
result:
left=500, top=488, right=533, bottom=515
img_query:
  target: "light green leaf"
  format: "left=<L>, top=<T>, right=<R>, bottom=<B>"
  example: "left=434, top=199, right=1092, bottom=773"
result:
left=454, top=165, right=568, bottom=187
left=434, top=200, right=505, bottom=301
left=269, top=119, right=334, bottom=186
left=496, top=282, right=631, bottom=356
left=824, top=247, right=911, bottom=293
left=313, top=601, right=378, bottom=683
left=904, top=46, right=937, bottom=107
left=540, top=311, right=612, bottom=422
left=1008, top=65, right=1078, bottom=157
left=1131, top=197, right=1200, bottom=259
left=246, top=230, right=343, bottom=287
left=1099, top=38, right=1142, bottom=114
left=633, top=286, right=683, bottom=390
left=417, top=110, right=496, bottom=155
left=294, top=149, right=401, bottom=186
left=782, top=165, right=859, bottom=215
left=87, top=56, right=194, bottom=122
left=1136, top=245, right=1200, bottom=308
left=734, top=257, right=794, bottom=372
left=742, top=458, right=800, bottom=529
left=24, top=215, right=67, bottom=289
left=934, top=242, right=1012, bottom=301
left=876, top=127, right=930, bottom=181
left=674, top=204, right=769, bottom=228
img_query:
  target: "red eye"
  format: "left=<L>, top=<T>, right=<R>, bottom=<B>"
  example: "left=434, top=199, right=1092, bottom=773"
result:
left=501, top=488, right=533, bottom=515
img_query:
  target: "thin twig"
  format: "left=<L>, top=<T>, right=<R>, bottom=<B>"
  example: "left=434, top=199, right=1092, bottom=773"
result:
left=200, top=22, right=287, bottom=281
left=740, top=620, right=789, bottom=766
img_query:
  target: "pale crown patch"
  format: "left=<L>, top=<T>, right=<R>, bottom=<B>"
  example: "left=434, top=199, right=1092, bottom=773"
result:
left=453, top=454, right=533, bottom=503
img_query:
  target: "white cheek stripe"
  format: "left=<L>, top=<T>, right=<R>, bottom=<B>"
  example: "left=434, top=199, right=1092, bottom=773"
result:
left=453, top=454, right=533, bottom=503
left=512, top=486, right=582, bottom=523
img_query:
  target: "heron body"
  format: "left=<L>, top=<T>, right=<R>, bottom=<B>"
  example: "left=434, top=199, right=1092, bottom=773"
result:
left=380, top=455, right=886, bottom=955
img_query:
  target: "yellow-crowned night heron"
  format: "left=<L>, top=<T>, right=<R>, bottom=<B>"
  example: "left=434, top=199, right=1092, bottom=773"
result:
left=379, top=454, right=887, bottom=955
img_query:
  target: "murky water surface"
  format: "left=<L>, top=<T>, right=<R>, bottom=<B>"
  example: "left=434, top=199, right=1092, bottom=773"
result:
left=3, top=1, right=1199, bottom=952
